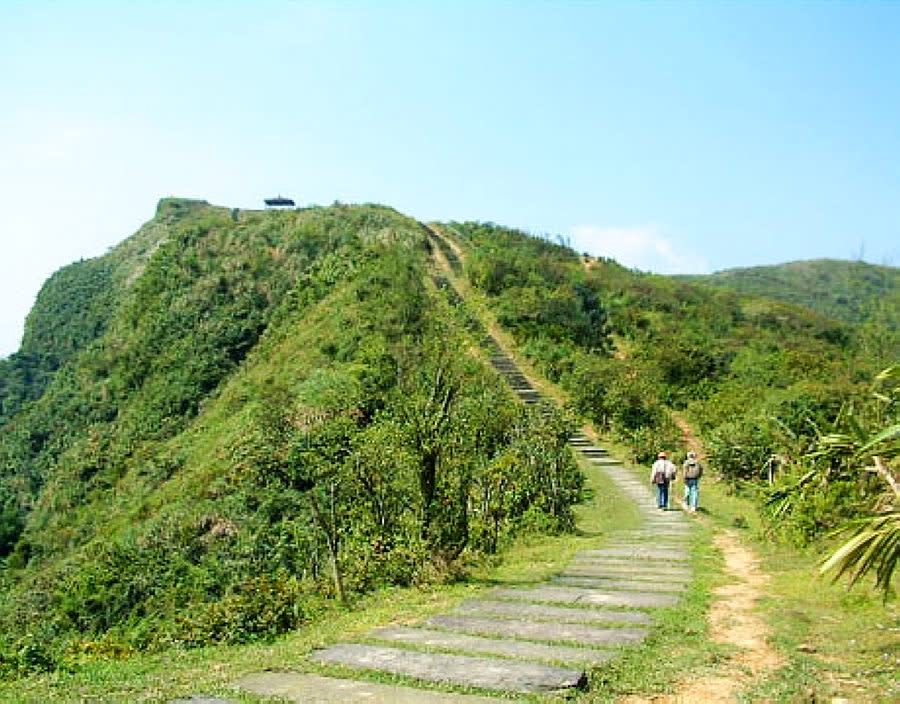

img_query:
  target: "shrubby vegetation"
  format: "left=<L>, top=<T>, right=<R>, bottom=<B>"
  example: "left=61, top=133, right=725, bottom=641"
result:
left=680, top=258, right=899, bottom=329
left=0, top=202, right=582, bottom=675
left=1, top=203, right=895, bottom=677
left=767, top=365, right=898, bottom=591
left=451, top=221, right=897, bottom=588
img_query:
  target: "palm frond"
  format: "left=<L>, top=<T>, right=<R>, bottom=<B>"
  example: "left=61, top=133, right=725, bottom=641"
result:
left=820, top=511, right=899, bottom=595
left=874, top=364, right=900, bottom=386
left=857, top=422, right=900, bottom=457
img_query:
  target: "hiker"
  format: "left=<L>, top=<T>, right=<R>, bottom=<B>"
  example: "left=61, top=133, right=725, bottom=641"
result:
left=650, top=451, right=677, bottom=510
left=682, top=450, right=704, bottom=513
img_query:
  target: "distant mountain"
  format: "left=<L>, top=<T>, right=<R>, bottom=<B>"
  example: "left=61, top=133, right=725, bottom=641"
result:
left=677, top=259, right=899, bottom=329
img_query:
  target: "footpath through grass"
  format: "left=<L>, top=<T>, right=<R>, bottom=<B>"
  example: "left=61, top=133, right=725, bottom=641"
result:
left=4, top=443, right=893, bottom=702
left=0, top=445, right=698, bottom=702
left=698, top=479, right=898, bottom=703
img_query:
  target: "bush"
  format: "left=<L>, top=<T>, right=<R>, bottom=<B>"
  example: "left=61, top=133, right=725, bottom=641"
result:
left=176, top=572, right=318, bottom=646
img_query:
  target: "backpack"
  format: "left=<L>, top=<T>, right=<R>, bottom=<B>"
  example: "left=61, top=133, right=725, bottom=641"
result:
left=651, top=460, right=668, bottom=484
left=684, top=459, right=703, bottom=479
left=664, top=460, right=677, bottom=480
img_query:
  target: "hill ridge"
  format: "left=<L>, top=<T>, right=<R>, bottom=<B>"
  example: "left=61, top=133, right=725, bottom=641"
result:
left=677, top=257, right=899, bottom=328
left=231, top=229, right=696, bottom=701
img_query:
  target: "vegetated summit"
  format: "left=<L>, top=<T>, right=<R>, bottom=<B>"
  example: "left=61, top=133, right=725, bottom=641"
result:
left=679, top=258, right=899, bottom=329
left=0, top=197, right=895, bottom=673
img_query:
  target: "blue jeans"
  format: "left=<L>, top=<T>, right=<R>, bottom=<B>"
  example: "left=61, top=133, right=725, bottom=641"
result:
left=685, top=478, right=700, bottom=510
left=655, top=481, right=669, bottom=508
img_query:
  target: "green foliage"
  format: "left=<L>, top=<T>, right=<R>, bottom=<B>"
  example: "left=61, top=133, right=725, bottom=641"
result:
left=0, top=257, right=114, bottom=426
left=680, top=258, right=900, bottom=329
left=454, top=222, right=612, bottom=363
left=176, top=572, right=319, bottom=646
left=445, top=220, right=897, bottom=575
left=1, top=199, right=894, bottom=675
left=0, top=201, right=588, bottom=671
left=765, top=366, right=899, bottom=592
left=820, top=512, right=899, bottom=595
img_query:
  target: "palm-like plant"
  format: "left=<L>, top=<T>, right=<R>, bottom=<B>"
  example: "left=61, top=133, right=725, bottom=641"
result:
left=815, top=366, right=899, bottom=595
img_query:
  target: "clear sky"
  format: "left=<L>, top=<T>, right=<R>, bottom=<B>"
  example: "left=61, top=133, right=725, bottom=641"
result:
left=2, top=1, right=898, bottom=357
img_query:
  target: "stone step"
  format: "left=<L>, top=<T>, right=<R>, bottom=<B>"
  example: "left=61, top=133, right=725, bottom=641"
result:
left=570, top=559, right=691, bottom=574
left=452, top=598, right=653, bottom=625
left=309, top=643, right=587, bottom=694
left=579, top=448, right=610, bottom=457
left=564, top=560, right=692, bottom=584
left=626, top=525, right=694, bottom=533
left=368, top=626, right=616, bottom=667
left=602, top=539, right=690, bottom=550
left=608, top=532, right=691, bottom=542
left=579, top=547, right=690, bottom=561
left=424, top=614, right=648, bottom=647
left=491, top=585, right=681, bottom=609
left=586, top=457, right=621, bottom=465
left=641, top=516, right=692, bottom=525
left=236, top=672, right=498, bottom=703
left=552, top=575, right=688, bottom=592
left=566, top=564, right=692, bottom=581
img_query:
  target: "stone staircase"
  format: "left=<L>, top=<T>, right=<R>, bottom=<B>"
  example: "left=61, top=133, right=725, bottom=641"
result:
left=227, top=339, right=694, bottom=701
left=182, top=242, right=696, bottom=702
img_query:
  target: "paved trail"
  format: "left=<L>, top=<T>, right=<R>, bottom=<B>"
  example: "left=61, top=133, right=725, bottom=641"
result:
left=191, top=229, right=697, bottom=702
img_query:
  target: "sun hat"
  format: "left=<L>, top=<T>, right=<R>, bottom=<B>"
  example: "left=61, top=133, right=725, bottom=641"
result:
left=657, top=451, right=667, bottom=458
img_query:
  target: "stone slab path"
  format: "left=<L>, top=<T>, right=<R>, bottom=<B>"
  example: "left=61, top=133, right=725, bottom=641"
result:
left=452, top=598, right=655, bottom=625
left=423, top=614, right=649, bottom=646
left=489, top=584, right=682, bottom=609
left=369, top=625, right=618, bottom=666
left=219, top=252, right=696, bottom=702
left=309, top=643, right=587, bottom=694
left=237, top=672, right=500, bottom=703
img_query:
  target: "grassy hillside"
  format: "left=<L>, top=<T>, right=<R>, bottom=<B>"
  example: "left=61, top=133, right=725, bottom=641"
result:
left=444, top=220, right=896, bottom=554
left=0, top=203, right=895, bottom=681
left=679, top=258, right=899, bottom=329
left=0, top=201, right=175, bottom=428
left=0, top=200, right=582, bottom=674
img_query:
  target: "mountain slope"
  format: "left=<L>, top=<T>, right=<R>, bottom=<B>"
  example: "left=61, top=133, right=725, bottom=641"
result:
left=678, top=258, right=899, bottom=329
left=0, top=200, right=584, bottom=672
left=0, top=203, right=895, bottom=676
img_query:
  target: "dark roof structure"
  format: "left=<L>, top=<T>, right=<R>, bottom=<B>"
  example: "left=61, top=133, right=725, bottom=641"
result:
left=264, top=195, right=295, bottom=208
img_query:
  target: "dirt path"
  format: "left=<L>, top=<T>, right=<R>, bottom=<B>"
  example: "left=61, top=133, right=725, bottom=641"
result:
left=672, top=412, right=704, bottom=458
left=620, top=528, right=784, bottom=704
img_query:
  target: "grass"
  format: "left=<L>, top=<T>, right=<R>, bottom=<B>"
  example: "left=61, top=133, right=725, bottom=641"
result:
left=5, top=228, right=894, bottom=701
left=0, top=452, right=619, bottom=702
left=696, top=477, right=899, bottom=703
left=4, top=442, right=893, bottom=702
left=569, top=450, right=727, bottom=702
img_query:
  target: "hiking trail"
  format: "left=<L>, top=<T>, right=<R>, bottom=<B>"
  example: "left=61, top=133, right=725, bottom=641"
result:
left=176, top=226, right=774, bottom=702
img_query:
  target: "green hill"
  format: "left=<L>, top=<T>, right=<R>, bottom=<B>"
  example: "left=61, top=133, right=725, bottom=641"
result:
left=0, top=202, right=896, bottom=676
left=0, top=200, right=583, bottom=670
left=678, top=258, right=899, bottom=329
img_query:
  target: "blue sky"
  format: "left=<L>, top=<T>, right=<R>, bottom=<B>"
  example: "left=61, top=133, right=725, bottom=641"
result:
left=2, top=1, right=898, bottom=357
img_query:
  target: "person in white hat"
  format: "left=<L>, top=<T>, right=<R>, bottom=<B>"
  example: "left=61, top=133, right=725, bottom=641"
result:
left=682, top=451, right=705, bottom=513
left=650, top=451, right=677, bottom=510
